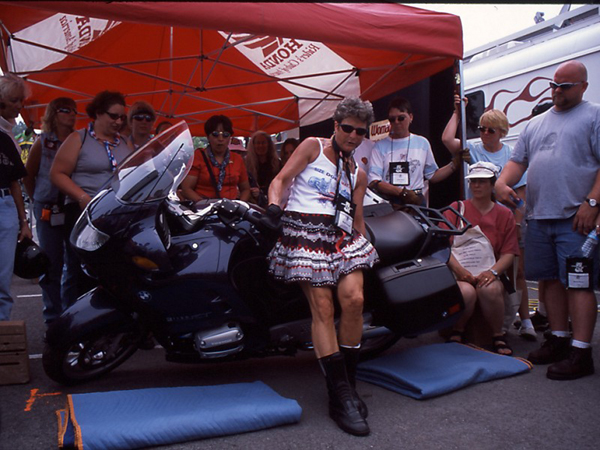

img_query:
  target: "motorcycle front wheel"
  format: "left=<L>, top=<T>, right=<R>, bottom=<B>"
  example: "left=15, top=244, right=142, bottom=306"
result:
left=43, top=327, right=140, bottom=385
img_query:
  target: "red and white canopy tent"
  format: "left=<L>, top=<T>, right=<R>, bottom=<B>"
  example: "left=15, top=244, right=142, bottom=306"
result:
left=0, top=2, right=462, bottom=136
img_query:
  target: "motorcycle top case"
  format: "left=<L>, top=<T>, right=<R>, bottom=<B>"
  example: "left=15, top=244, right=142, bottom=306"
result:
left=372, top=256, right=463, bottom=336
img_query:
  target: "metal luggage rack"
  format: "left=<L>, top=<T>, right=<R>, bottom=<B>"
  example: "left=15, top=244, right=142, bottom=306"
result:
left=400, top=204, right=471, bottom=237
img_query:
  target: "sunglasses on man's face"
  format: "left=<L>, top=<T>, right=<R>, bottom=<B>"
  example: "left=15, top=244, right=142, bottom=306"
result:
left=210, top=130, right=231, bottom=138
left=132, top=114, right=154, bottom=122
left=478, top=126, right=496, bottom=134
left=105, top=111, right=127, bottom=122
left=549, top=81, right=583, bottom=91
left=57, top=107, right=76, bottom=114
left=388, top=115, right=407, bottom=123
left=339, top=123, right=367, bottom=136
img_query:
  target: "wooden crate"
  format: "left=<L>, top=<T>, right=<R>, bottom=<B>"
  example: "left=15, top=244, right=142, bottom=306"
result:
left=0, top=320, right=30, bottom=385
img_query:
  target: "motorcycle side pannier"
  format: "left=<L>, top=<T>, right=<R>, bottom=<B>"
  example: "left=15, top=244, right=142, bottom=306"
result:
left=371, top=256, right=464, bottom=336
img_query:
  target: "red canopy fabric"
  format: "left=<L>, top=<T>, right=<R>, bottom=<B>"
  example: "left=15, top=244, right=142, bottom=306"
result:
left=0, top=2, right=462, bottom=136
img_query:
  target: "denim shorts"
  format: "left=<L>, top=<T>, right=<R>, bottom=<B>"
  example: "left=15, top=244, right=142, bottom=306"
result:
left=524, top=218, right=599, bottom=288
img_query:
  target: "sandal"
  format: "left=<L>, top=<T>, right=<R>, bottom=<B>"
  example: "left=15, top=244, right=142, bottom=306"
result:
left=492, top=334, right=513, bottom=356
left=446, top=330, right=465, bottom=344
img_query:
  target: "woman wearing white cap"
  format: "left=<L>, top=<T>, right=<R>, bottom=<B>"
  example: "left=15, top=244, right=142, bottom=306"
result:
left=443, top=161, right=519, bottom=355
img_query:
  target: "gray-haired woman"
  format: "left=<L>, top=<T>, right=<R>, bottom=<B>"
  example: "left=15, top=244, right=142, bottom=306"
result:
left=264, top=97, right=378, bottom=436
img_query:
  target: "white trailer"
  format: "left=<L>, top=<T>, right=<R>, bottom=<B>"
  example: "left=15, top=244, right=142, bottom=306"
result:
left=463, top=4, right=600, bottom=147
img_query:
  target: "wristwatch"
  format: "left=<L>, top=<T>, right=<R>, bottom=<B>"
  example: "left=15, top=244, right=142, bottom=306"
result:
left=490, top=269, right=499, bottom=278
left=586, top=198, right=599, bottom=207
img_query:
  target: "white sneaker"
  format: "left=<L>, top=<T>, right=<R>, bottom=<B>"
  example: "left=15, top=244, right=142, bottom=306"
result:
left=519, top=326, right=537, bottom=341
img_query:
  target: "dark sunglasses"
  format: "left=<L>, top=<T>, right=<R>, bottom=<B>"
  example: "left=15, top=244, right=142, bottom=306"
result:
left=132, top=114, right=154, bottom=122
left=388, top=115, right=407, bottom=123
left=477, top=126, right=496, bottom=134
left=211, top=130, right=231, bottom=138
left=56, top=107, right=76, bottom=114
left=549, top=81, right=582, bottom=91
left=339, top=123, right=367, bottom=136
left=105, top=111, right=127, bottom=122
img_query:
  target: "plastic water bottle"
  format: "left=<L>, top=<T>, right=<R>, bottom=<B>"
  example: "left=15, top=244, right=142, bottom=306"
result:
left=580, top=229, right=599, bottom=258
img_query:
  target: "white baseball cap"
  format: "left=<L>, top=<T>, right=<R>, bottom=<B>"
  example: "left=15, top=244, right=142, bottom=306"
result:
left=465, top=161, right=499, bottom=179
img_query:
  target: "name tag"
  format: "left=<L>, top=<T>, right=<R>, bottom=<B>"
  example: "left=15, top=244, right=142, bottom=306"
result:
left=389, top=161, right=409, bottom=186
left=566, top=256, right=593, bottom=289
left=335, top=195, right=355, bottom=234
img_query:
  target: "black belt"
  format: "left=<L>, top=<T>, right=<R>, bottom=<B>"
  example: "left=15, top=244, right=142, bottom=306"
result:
left=0, top=187, right=11, bottom=197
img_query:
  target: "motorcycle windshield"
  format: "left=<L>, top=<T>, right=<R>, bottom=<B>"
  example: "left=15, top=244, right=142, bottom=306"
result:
left=111, top=121, right=194, bottom=204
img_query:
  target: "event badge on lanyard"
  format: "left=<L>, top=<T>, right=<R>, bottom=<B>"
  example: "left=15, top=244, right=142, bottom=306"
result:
left=335, top=195, right=355, bottom=234
left=389, top=161, right=409, bottom=186
left=334, top=157, right=355, bottom=235
left=566, top=257, right=593, bottom=289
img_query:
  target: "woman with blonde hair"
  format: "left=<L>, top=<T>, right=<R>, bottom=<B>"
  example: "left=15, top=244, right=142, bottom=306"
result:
left=246, top=130, right=281, bottom=206
left=24, top=97, right=77, bottom=324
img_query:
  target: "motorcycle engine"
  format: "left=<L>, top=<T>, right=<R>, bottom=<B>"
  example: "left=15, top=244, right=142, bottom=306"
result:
left=194, top=323, right=244, bottom=359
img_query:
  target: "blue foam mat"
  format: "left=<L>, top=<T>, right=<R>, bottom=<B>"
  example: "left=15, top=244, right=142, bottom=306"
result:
left=357, top=343, right=532, bottom=400
left=57, top=381, right=302, bottom=450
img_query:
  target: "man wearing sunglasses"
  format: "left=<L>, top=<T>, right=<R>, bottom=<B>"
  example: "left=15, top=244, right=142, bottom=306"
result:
left=496, top=60, right=600, bottom=380
left=367, top=97, right=457, bottom=206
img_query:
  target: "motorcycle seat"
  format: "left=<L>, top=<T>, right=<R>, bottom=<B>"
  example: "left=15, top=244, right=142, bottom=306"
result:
left=364, top=211, right=426, bottom=265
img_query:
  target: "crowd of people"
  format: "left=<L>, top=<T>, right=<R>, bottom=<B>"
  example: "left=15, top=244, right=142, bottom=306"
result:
left=0, top=58, right=598, bottom=436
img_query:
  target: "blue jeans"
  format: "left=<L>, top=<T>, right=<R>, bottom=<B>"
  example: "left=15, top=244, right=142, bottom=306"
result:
left=0, top=195, right=19, bottom=320
left=34, top=201, right=65, bottom=323
left=525, top=217, right=599, bottom=288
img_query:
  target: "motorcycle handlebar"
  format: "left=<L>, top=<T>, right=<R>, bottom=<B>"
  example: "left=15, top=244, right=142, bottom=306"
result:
left=214, top=199, right=266, bottom=230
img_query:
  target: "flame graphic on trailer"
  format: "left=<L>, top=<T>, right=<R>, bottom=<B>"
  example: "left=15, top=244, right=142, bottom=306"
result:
left=463, top=5, right=600, bottom=148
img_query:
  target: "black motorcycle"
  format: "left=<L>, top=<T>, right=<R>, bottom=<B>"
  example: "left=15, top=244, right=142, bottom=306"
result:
left=43, top=122, right=468, bottom=385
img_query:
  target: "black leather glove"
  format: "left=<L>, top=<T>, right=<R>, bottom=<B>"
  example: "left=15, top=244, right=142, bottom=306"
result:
left=259, top=204, right=283, bottom=234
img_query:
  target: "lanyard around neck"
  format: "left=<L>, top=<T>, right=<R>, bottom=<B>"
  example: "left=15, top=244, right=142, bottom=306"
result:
left=391, top=134, right=411, bottom=162
left=331, top=136, right=354, bottom=200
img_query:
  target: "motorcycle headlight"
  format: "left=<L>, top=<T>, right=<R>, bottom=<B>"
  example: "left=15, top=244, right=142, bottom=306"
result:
left=74, top=213, right=110, bottom=251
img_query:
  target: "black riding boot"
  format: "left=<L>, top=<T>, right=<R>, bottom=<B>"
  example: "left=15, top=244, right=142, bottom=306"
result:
left=339, top=345, right=368, bottom=418
left=318, top=352, right=370, bottom=436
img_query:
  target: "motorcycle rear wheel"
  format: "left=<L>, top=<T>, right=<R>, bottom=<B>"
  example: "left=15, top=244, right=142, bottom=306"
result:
left=43, top=327, right=140, bottom=385
left=359, top=329, right=401, bottom=360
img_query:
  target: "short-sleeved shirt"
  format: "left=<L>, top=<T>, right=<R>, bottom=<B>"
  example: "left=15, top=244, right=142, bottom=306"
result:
left=367, top=134, right=438, bottom=190
left=0, top=130, right=27, bottom=189
left=468, top=141, right=527, bottom=187
left=510, top=101, right=600, bottom=220
left=445, top=200, right=520, bottom=258
left=189, top=149, right=248, bottom=199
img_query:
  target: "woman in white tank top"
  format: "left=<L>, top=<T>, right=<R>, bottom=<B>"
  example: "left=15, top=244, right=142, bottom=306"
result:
left=265, top=97, right=378, bottom=437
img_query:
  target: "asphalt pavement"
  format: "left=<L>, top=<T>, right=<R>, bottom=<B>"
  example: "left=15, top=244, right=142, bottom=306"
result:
left=1, top=275, right=600, bottom=450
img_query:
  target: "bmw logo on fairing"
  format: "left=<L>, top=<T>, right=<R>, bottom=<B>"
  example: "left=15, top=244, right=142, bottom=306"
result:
left=138, top=291, right=152, bottom=302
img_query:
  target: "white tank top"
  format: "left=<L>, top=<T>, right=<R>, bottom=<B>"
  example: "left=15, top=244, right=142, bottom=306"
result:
left=286, top=138, right=357, bottom=216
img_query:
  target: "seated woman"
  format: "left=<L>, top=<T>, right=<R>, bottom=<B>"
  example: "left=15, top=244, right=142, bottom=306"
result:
left=442, top=95, right=534, bottom=340
left=180, top=115, right=251, bottom=202
left=443, top=161, right=519, bottom=356
left=245, top=130, right=281, bottom=207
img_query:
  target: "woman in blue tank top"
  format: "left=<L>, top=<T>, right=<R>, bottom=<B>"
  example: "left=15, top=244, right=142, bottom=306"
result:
left=24, top=97, right=77, bottom=324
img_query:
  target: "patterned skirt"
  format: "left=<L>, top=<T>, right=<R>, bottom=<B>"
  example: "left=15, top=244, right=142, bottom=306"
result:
left=268, top=211, right=380, bottom=287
